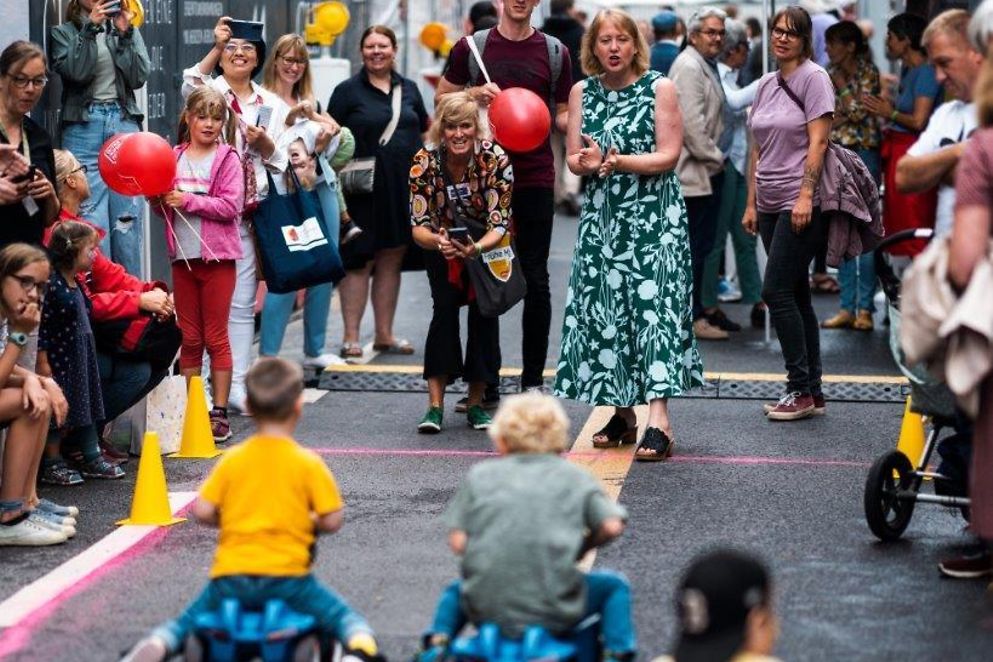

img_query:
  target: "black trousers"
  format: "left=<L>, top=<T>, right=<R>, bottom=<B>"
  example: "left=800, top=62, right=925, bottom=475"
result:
left=684, top=172, right=724, bottom=320
left=423, top=252, right=500, bottom=385
left=758, top=208, right=826, bottom=396
left=513, top=187, right=555, bottom=388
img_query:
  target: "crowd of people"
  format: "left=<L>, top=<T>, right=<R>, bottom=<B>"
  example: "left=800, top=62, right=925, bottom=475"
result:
left=2, top=0, right=993, bottom=658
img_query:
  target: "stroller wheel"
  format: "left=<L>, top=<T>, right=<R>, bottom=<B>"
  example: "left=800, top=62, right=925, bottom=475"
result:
left=864, top=450, right=917, bottom=541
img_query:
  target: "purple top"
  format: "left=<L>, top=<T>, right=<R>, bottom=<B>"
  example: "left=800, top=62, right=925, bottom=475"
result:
left=748, top=59, right=835, bottom=213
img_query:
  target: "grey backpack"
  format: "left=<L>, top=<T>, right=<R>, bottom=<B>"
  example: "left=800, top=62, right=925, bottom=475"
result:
left=466, top=28, right=564, bottom=112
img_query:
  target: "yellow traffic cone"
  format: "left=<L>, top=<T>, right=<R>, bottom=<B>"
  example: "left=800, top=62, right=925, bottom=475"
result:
left=896, top=396, right=926, bottom=465
left=117, top=432, right=186, bottom=526
left=171, top=376, right=222, bottom=459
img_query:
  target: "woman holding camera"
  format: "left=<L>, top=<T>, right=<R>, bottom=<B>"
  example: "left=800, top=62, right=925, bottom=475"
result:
left=50, top=0, right=150, bottom=275
left=408, top=93, right=511, bottom=434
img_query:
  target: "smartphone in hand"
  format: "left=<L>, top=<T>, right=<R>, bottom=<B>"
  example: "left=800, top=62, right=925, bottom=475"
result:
left=447, top=227, right=471, bottom=246
left=255, top=105, right=273, bottom=131
left=11, top=165, right=37, bottom=184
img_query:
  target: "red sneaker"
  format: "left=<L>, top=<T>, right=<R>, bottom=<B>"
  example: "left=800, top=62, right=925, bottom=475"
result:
left=766, top=392, right=815, bottom=421
left=764, top=393, right=825, bottom=416
left=210, top=409, right=232, bottom=443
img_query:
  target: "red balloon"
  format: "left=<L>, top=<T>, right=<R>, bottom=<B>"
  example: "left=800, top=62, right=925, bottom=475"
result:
left=98, top=132, right=176, bottom=197
left=488, top=87, right=551, bottom=153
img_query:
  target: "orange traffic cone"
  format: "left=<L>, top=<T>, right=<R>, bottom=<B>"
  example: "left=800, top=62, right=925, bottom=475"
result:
left=117, top=432, right=186, bottom=526
left=896, top=396, right=926, bottom=465
left=171, top=376, right=222, bottom=459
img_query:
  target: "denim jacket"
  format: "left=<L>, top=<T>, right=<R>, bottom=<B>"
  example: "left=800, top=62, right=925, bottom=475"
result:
left=49, top=17, right=150, bottom=126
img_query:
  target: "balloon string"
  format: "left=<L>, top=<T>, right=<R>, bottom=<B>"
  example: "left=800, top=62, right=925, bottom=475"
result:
left=161, top=203, right=191, bottom=272
left=160, top=203, right=222, bottom=267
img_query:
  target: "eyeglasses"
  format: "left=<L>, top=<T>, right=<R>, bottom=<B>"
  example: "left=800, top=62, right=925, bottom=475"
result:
left=699, top=29, right=726, bottom=39
left=5, top=74, right=48, bottom=89
left=10, top=274, right=45, bottom=297
left=280, top=55, right=306, bottom=67
left=772, top=27, right=801, bottom=42
left=224, top=42, right=257, bottom=54
left=62, top=164, right=87, bottom=181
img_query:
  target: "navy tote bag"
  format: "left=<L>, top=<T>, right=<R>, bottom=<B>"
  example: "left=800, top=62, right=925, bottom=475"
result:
left=253, top=169, right=345, bottom=294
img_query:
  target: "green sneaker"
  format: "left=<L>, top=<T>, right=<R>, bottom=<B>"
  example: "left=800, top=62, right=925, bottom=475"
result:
left=418, top=406, right=443, bottom=434
left=466, top=405, right=492, bottom=430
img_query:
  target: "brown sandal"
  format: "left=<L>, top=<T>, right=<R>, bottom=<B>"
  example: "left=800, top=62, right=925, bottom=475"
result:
left=592, top=415, right=637, bottom=448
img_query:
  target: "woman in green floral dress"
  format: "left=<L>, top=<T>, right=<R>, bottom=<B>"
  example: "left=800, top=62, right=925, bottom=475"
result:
left=553, top=8, right=703, bottom=461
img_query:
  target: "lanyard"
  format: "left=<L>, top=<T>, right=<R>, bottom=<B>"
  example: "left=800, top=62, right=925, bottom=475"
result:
left=0, top=120, right=31, bottom=165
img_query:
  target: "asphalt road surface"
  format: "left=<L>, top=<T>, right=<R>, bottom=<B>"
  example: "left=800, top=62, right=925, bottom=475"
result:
left=0, top=216, right=988, bottom=661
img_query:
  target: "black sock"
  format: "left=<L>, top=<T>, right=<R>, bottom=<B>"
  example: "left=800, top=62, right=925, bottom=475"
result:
left=212, top=406, right=228, bottom=417
left=1, top=513, right=29, bottom=526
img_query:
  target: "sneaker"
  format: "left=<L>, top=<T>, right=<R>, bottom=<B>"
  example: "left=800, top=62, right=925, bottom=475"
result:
left=717, top=278, right=743, bottom=303
left=39, top=460, right=84, bottom=486
left=705, top=308, right=742, bottom=332
left=693, top=318, right=729, bottom=340
left=418, top=406, right=443, bottom=434
left=765, top=392, right=815, bottom=421
left=28, top=512, right=75, bottom=538
left=340, top=220, right=363, bottom=246
left=454, top=391, right=501, bottom=413
left=0, top=517, right=68, bottom=546
left=74, top=457, right=125, bottom=480
left=99, top=438, right=130, bottom=465
left=765, top=394, right=826, bottom=415
left=938, top=550, right=992, bottom=579
left=228, top=388, right=249, bottom=417
left=36, top=499, right=78, bottom=517
left=466, top=405, right=492, bottom=430
left=412, top=634, right=449, bottom=662
left=302, top=353, right=347, bottom=370
left=29, top=508, right=76, bottom=528
left=121, top=636, right=169, bottom=662
left=750, top=302, right=768, bottom=329
left=210, top=408, right=232, bottom=443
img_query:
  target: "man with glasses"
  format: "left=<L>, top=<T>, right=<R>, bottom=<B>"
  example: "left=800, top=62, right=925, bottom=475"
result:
left=669, top=7, right=733, bottom=340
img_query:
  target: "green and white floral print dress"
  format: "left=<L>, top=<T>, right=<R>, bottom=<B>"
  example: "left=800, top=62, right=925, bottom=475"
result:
left=554, top=71, right=704, bottom=406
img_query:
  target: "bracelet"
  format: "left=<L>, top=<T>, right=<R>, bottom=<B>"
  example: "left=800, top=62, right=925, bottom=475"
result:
left=890, top=109, right=899, bottom=122
left=473, top=241, right=483, bottom=256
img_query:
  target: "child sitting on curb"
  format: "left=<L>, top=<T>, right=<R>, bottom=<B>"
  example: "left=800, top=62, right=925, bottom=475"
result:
left=415, top=393, right=636, bottom=662
left=123, top=357, right=378, bottom=661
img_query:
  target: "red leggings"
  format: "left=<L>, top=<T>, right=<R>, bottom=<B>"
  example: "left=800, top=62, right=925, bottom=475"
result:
left=172, top=260, right=236, bottom=371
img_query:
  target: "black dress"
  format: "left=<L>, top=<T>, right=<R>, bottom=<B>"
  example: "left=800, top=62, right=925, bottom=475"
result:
left=328, top=69, right=429, bottom=270
left=0, top=116, right=56, bottom=248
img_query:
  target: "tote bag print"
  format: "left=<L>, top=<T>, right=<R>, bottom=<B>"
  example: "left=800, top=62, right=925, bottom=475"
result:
left=482, top=233, right=516, bottom=281
left=282, top=217, right=328, bottom=252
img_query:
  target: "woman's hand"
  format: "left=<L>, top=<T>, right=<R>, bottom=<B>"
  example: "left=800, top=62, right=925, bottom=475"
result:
left=139, top=288, right=173, bottom=317
left=575, top=134, right=604, bottom=175
left=40, top=377, right=67, bottom=427
left=0, top=174, right=27, bottom=205
left=113, top=4, right=134, bottom=33
left=26, top=173, right=55, bottom=202
left=450, top=235, right=478, bottom=259
left=88, top=0, right=111, bottom=24
left=213, top=16, right=233, bottom=50
left=9, top=301, right=41, bottom=334
left=436, top=229, right=459, bottom=260
left=862, top=94, right=893, bottom=119
left=791, top=193, right=813, bottom=233
left=598, top=147, right=619, bottom=178
left=21, top=375, right=50, bottom=420
left=741, top=205, right=758, bottom=236
left=0, top=145, right=29, bottom=178
left=245, top=125, right=275, bottom=158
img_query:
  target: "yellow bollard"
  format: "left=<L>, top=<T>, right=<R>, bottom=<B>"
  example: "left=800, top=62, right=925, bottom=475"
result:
left=117, top=432, right=186, bottom=526
left=896, top=396, right=926, bottom=466
left=170, top=376, right=223, bottom=459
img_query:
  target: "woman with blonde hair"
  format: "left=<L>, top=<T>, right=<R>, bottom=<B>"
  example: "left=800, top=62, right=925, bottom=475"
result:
left=408, top=92, right=512, bottom=433
left=50, top=0, right=150, bottom=274
left=554, top=8, right=702, bottom=462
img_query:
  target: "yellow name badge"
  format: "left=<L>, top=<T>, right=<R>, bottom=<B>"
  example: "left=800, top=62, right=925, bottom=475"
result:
left=481, top=234, right=515, bottom=282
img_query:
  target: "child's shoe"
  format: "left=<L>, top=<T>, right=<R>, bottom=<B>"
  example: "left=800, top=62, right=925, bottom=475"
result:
left=411, top=634, right=449, bottom=662
left=75, top=457, right=125, bottom=480
left=210, top=407, right=232, bottom=442
left=36, top=498, right=79, bottom=517
left=39, top=460, right=84, bottom=486
left=340, top=218, right=363, bottom=246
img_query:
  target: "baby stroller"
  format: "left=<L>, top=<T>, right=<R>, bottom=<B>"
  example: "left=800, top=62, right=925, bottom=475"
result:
left=862, top=228, right=972, bottom=542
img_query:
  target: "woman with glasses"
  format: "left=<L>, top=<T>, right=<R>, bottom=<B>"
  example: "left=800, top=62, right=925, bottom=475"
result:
left=0, top=41, right=60, bottom=248
left=50, top=0, right=150, bottom=276
left=256, top=34, right=358, bottom=372
left=742, top=6, right=834, bottom=422
left=182, top=16, right=291, bottom=416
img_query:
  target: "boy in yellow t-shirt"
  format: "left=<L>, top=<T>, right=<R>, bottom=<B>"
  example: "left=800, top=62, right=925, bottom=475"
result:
left=124, top=358, right=377, bottom=661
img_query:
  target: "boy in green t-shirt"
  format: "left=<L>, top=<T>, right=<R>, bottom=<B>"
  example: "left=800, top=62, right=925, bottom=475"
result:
left=124, top=358, right=377, bottom=661
left=416, top=393, right=635, bottom=661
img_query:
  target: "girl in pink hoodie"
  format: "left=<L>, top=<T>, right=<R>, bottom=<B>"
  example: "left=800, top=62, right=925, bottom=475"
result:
left=150, top=86, right=244, bottom=442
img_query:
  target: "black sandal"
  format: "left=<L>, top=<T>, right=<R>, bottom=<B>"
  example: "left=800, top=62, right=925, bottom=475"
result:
left=634, top=427, right=674, bottom=462
left=592, top=415, right=637, bottom=449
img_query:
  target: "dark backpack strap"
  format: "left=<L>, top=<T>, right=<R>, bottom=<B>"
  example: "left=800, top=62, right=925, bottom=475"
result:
left=776, top=73, right=806, bottom=114
left=544, top=33, right=564, bottom=112
left=467, top=29, right=492, bottom=87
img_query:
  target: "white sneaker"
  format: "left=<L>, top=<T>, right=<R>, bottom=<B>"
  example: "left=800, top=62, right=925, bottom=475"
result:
left=28, top=513, right=76, bottom=538
left=0, top=517, right=68, bottom=546
left=228, top=388, right=250, bottom=417
left=302, top=353, right=346, bottom=370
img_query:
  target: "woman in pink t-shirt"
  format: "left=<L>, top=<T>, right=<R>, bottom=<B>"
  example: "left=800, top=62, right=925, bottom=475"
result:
left=743, top=6, right=834, bottom=422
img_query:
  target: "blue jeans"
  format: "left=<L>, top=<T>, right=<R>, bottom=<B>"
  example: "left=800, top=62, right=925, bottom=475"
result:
left=260, top=284, right=333, bottom=358
left=837, top=148, right=882, bottom=314
left=429, top=571, right=635, bottom=654
left=96, top=351, right=167, bottom=423
left=153, top=575, right=372, bottom=654
left=61, top=103, right=143, bottom=275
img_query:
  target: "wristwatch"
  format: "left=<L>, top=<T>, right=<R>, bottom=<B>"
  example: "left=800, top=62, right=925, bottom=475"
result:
left=8, top=332, right=28, bottom=347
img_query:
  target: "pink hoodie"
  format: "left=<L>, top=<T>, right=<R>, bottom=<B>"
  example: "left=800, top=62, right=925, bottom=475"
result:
left=155, top=143, right=245, bottom=261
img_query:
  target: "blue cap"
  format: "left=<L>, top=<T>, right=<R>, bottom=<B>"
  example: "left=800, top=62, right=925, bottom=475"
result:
left=652, top=10, right=679, bottom=33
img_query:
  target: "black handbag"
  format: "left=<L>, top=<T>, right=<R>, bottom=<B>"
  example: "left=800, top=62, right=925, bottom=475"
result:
left=439, top=156, right=526, bottom=318
left=93, top=313, right=182, bottom=369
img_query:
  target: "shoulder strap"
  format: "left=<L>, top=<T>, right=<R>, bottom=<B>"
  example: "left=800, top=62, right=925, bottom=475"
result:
left=467, top=29, right=492, bottom=86
left=777, top=73, right=806, bottom=114
left=379, top=84, right=402, bottom=146
left=544, top=33, right=563, bottom=109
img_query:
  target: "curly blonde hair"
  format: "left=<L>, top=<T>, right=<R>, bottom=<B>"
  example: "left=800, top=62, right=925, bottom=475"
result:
left=489, top=393, right=569, bottom=454
left=427, top=91, right=488, bottom=148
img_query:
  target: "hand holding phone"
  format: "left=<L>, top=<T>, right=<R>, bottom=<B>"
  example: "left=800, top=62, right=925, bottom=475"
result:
left=255, top=105, right=273, bottom=131
left=12, top=165, right=37, bottom=184
left=447, top=227, right=470, bottom=246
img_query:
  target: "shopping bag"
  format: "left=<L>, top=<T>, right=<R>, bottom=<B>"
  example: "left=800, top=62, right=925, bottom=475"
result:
left=253, top=170, right=345, bottom=294
left=145, top=375, right=187, bottom=454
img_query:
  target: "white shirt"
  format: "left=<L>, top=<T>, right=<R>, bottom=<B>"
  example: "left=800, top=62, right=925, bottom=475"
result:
left=718, top=62, right=759, bottom=174
left=906, top=99, right=977, bottom=237
left=182, top=65, right=290, bottom=198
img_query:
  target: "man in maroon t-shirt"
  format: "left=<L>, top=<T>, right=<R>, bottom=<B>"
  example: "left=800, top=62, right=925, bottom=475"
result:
left=437, top=0, right=573, bottom=394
